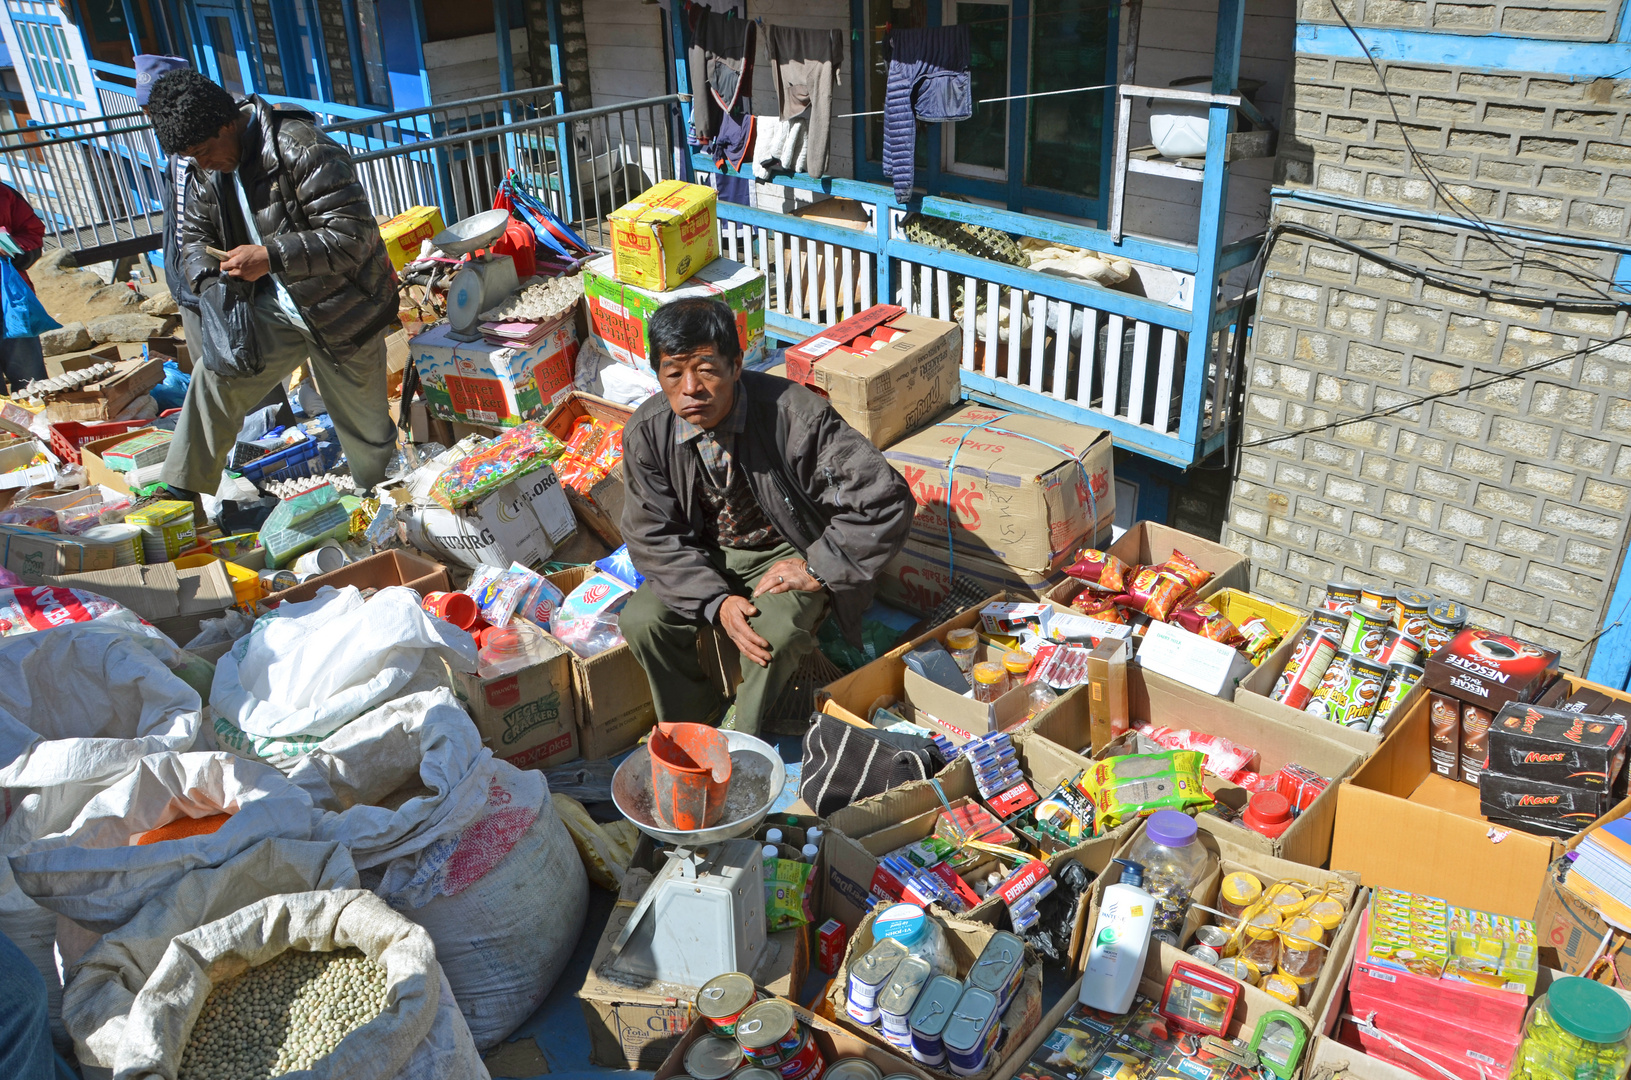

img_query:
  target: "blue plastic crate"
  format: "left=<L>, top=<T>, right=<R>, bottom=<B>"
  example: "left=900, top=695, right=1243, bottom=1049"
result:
left=237, top=438, right=340, bottom=486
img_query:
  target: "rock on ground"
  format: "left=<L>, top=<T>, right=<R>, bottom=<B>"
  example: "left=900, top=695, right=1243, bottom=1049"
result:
left=87, top=313, right=166, bottom=344
left=40, top=323, right=92, bottom=356
left=141, top=290, right=179, bottom=316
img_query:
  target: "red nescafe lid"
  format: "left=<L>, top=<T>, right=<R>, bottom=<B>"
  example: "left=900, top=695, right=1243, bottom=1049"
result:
left=1243, top=792, right=1294, bottom=839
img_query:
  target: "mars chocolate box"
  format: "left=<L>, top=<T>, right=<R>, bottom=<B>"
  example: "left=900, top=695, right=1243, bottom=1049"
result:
left=1479, top=772, right=1609, bottom=834
left=1487, top=702, right=1627, bottom=790
left=1424, top=628, right=1560, bottom=710
left=1536, top=681, right=1631, bottom=724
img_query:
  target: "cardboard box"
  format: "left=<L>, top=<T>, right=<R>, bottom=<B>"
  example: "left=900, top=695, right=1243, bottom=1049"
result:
left=578, top=868, right=806, bottom=1069
left=1331, top=689, right=1582, bottom=917
left=651, top=984, right=915, bottom=1080
left=143, top=335, right=191, bottom=373
left=1423, top=627, right=1560, bottom=712
left=44, top=343, right=121, bottom=379
left=784, top=306, right=963, bottom=448
left=1027, top=665, right=1363, bottom=868
left=409, top=316, right=578, bottom=429
left=39, top=560, right=235, bottom=643
left=80, top=429, right=149, bottom=495
left=1535, top=810, right=1631, bottom=985
left=379, top=206, right=445, bottom=271
left=42, top=354, right=164, bottom=422
left=541, top=393, right=633, bottom=548
left=823, top=906, right=1043, bottom=1080
left=399, top=459, right=578, bottom=571
left=546, top=566, right=659, bottom=760
left=878, top=537, right=1072, bottom=615
left=606, top=179, right=718, bottom=291
left=1046, top=521, right=1250, bottom=609
left=884, top=404, right=1114, bottom=572
left=270, top=549, right=450, bottom=606
left=1309, top=1035, right=1429, bottom=1080
left=0, top=441, right=57, bottom=490
left=450, top=630, right=580, bottom=769
left=583, top=253, right=766, bottom=369
left=1235, top=627, right=1416, bottom=756
left=0, top=525, right=118, bottom=577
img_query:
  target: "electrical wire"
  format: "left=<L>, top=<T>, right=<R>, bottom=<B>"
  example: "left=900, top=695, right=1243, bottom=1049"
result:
left=835, top=81, right=1115, bottom=118
left=1237, top=329, right=1631, bottom=450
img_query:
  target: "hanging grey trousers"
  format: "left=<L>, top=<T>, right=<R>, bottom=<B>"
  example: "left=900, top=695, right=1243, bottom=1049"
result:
left=767, top=26, right=845, bottom=178
left=161, top=290, right=395, bottom=494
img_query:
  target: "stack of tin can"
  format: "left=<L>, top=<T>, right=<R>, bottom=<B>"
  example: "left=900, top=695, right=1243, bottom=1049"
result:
left=1269, top=581, right=1465, bottom=733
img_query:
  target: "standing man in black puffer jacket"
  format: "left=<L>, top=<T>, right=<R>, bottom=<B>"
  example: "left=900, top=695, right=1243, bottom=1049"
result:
left=144, top=69, right=399, bottom=496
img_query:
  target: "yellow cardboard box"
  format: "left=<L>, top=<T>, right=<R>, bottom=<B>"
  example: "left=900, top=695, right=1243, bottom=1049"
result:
left=607, top=180, right=718, bottom=291
left=379, top=206, right=446, bottom=271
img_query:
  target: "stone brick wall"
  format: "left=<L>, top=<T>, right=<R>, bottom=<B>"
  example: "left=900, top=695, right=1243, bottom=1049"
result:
left=315, top=0, right=357, bottom=106
left=1223, top=44, right=1631, bottom=667
left=1297, top=0, right=1622, bottom=40
left=249, top=0, right=285, bottom=95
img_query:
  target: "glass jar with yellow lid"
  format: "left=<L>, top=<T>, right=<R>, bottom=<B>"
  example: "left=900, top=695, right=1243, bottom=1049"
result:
left=1278, top=916, right=1325, bottom=980
left=1262, top=972, right=1304, bottom=1006
left=1305, top=897, right=1346, bottom=936
left=1002, top=650, right=1033, bottom=680
left=946, top=628, right=979, bottom=674
left=1218, top=872, right=1263, bottom=923
left=972, top=662, right=1009, bottom=703
left=1239, top=909, right=1283, bottom=970
left=1264, top=883, right=1305, bottom=919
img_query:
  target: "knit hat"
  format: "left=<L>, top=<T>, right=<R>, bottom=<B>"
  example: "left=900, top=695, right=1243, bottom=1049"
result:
left=134, top=54, right=190, bottom=106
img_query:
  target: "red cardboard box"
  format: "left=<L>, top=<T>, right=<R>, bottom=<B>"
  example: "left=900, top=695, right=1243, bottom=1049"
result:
left=1423, top=627, right=1560, bottom=711
left=1348, top=912, right=1529, bottom=1037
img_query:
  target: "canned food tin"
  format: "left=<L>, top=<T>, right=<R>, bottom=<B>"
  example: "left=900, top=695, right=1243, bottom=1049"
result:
left=259, top=567, right=299, bottom=593
left=1275, top=630, right=1340, bottom=710
left=1372, top=662, right=1424, bottom=733
left=1323, top=582, right=1362, bottom=616
left=1310, top=610, right=1348, bottom=637
left=732, top=1069, right=782, bottom=1080
left=1396, top=588, right=1432, bottom=638
left=686, top=1036, right=745, bottom=1080
left=1216, top=957, right=1261, bottom=985
left=1334, top=656, right=1389, bottom=728
left=823, top=1058, right=884, bottom=1080
left=1187, top=943, right=1221, bottom=965
left=1375, top=627, right=1424, bottom=667
left=878, top=955, right=931, bottom=1049
left=1424, top=600, right=1467, bottom=654
left=943, top=986, right=1002, bottom=1078
left=698, top=972, right=759, bottom=1037
left=736, top=1001, right=803, bottom=1067
left=967, top=931, right=1026, bottom=1011
left=1342, top=603, right=1390, bottom=661
left=1195, top=924, right=1234, bottom=953
left=1361, top=586, right=1398, bottom=621
left=1304, top=650, right=1354, bottom=721
left=846, top=937, right=907, bottom=1018
left=771, top=1029, right=823, bottom=1080
left=908, top=974, right=962, bottom=1067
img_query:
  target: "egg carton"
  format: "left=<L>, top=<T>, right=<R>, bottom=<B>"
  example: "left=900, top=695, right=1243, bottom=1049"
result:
left=21, top=362, right=118, bottom=403
left=264, top=471, right=357, bottom=500
left=478, top=274, right=583, bottom=323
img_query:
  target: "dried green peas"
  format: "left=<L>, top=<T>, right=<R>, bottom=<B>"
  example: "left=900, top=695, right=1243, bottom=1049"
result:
left=178, top=947, right=389, bottom=1080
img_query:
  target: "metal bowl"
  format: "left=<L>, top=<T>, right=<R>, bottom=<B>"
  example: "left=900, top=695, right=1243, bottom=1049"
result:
left=612, top=729, right=786, bottom=846
left=432, top=209, right=512, bottom=257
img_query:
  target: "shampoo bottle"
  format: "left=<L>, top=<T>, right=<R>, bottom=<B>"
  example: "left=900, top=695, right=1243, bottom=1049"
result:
left=1078, top=858, right=1156, bottom=1013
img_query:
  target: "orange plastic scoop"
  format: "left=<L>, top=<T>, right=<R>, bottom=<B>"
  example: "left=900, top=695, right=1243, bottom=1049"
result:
left=648, top=721, right=733, bottom=831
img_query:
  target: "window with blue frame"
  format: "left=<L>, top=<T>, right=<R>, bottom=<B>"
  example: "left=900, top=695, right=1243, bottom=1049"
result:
left=855, top=0, right=1112, bottom=216
left=352, top=0, right=390, bottom=107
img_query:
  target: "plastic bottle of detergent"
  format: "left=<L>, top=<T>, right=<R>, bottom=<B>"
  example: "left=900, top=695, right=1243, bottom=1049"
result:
left=1078, top=859, right=1156, bottom=1013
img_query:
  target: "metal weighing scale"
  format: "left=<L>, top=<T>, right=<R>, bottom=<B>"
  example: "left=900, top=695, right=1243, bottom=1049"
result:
left=433, top=209, right=520, bottom=341
left=607, top=730, right=786, bottom=988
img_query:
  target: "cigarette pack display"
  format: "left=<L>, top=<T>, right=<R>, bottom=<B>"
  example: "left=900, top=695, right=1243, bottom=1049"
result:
left=1477, top=772, right=1611, bottom=834
left=1485, top=702, right=1628, bottom=790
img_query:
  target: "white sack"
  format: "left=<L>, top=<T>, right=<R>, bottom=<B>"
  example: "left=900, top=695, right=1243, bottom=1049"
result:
left=64, top=838, right=358, bottom=1072
left=112, top=889, right=485, bottom=1080
left=210, top=586, right=477, bottom=766
left=9, top=752, right=319, bottom=932
left=290, top=688, right=588, bottom=1049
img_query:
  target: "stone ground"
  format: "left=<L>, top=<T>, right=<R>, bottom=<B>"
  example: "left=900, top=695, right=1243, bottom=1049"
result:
left=29, top=248, right=180, bottom=357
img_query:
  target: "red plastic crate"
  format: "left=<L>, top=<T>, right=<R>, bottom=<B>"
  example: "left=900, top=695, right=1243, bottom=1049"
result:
left=49, top=418, right=154, bottom=465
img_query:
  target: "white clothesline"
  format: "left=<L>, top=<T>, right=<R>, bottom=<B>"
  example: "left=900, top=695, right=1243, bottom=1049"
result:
left=834, top=81, right=1117, bottom=119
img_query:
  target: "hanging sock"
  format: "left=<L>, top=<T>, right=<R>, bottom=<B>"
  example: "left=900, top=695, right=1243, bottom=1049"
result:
left=766, top=25, right=845, bottom=178
left=688, top=6, right=756, bottom=142
left=882, top=25, right=973, bottom=202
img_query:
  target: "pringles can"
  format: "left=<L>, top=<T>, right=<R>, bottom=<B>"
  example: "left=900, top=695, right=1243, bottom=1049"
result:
left=1423, top=600, right=1467, bottom=654
left=1396, top=588, right=1432, bottom=638
left=1274, top=630, right=1340, bottom=710
left=1372, top=661, right=1424, bottom=732
left=1323, top=582, right=1362, bottom=616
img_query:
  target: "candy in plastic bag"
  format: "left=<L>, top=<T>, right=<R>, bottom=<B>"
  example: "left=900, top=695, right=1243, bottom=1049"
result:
left=551, top=614, right=625, bottom=658
left=594, top=544, right=644, bottom=590
left=1139, top=725, right=1258, bottom=783
left=1075, top=749, right=1212, bottom=831
left=465, top=564, right=537, bottom=626
left=0, top=505, right=58, bottom=531
left=555, top=571, right=634, bottom=625
left=508, top=562, right=565, bottom=626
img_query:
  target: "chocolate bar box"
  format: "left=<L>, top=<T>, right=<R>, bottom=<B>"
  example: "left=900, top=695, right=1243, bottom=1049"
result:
left=1479, top=771, right=1611, bottom=834
left=1486, top=702, right=1627, bottom=790
left=1536, top=681, right=1631, bottom=724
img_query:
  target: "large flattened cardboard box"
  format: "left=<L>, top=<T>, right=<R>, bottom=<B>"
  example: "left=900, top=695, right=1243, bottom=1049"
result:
left=1, top=525, right=118, bottom=577
left=400, top=459, right=578, bottom=571
left=584, top=254, right=766, bottom=369
left=578, top=867, right=806, bottom=1069
left=785, top=306, right=963, bottom=449
left=878, top=537, right=1069, bottom=615
left=272, top=549, right=450, bottom=606
left=883, top=404, right=1115, bottom=574
left=38, top=561, right=235, bottom=643
left=450, top=629, right=580, bottom=770
left=606, top=179, right=718, bottom=292
left=542, top=392, right=633, bottom=548
left=408, top=316, right=579, bottom=429
left=1330, top=671, right=1631, bottom=918
left=1027, top=664, right=1363, bottom=868
left=547, top=565, right=659, bottom=760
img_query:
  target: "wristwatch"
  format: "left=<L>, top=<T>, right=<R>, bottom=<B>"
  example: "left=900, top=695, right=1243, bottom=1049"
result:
left=804, top=561, right=827, bottom=589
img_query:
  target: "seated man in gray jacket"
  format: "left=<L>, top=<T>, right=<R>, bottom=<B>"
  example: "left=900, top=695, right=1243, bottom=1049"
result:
left=621, top=299, right=915, bottom=735
left=145, top=69, right=399, bottom=497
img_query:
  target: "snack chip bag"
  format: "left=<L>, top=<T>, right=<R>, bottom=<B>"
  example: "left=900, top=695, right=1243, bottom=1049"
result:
left=1075, top=749, right=1212, bottom=831
left=1064, top=548, right=1130, bottom=593
left=1114, top=567, right=1189, bottom=621
left=1139, top=725, right=1258, bottom=783
left=1071, top=592, right=1128, bottom=624
left=1171, top=601, right=1244, bottom=647
left=763, top=852, right=815, bottom=932
left=1238, top=616, right=1282, bottom=665
left=1162, top=550, right=1212, bottom=593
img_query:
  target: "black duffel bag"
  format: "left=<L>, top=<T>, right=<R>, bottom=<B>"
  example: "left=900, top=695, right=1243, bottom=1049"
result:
left=799, top=712, right=944, bottom=817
